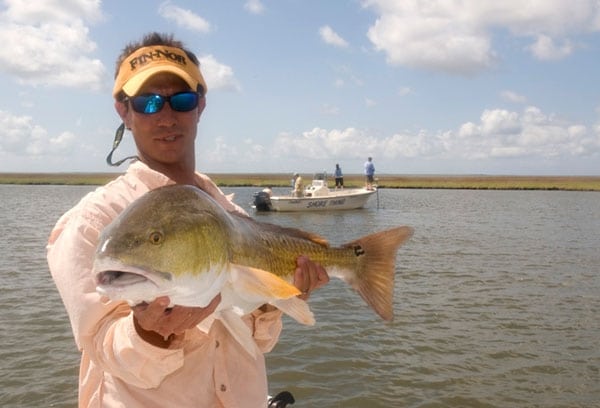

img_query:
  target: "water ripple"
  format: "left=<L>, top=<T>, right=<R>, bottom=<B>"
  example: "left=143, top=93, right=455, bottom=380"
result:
left=2, top=186, right=600, bottom=407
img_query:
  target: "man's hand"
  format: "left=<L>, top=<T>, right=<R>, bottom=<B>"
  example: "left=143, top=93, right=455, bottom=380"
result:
left=294, top=255, right=329, bottom=300
left=132, top=294, right=221, bottom=347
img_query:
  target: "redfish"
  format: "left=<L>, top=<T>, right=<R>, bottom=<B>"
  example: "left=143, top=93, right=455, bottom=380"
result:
left=93, top=185, right=413, bottom=354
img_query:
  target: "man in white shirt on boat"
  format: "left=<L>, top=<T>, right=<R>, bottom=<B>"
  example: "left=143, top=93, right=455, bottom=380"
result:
left=292, top=173, right=304, bottom=197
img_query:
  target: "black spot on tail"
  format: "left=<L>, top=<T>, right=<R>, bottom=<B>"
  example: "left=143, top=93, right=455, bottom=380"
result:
left=353, top=245, right=365, bottom=257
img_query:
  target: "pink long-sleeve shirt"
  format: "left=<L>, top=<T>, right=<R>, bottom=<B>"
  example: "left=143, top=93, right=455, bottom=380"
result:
left=47, top=161, right=283, bottom=408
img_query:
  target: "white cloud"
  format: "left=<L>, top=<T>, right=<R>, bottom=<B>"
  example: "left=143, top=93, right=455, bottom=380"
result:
left=0, top=110, right=35, bottom=153
left=202, top=135, right=268, bottom=168
left=207, top=136, right=239, bottom=164
left=398, top=86, right=412, bottom=96
left=199, top=55, right=241, bottom=92
left=27, top=130, right=76, bottom=155
left=0, top=0, right=105, bottom=89
left=273, top=128, right=371, bottom=159
left=3, top=0, right=103, bottom=24
left=480, top=109, right=521, bottom=136
left=266, top=106, right=600, bottom=163
left=319, top=25, right=349, bottom=48
left=501, top=90, right=527, bottom=104
left=320, top=104, right=341, bottom=116
left=158, top=1, right=211, bottom=33
left=529, top=34, right=573, bottom=60
left=364, top=1, right=495, bottom=75
left=0, top=110, right=76, bottom=156
left=365, top=98, right=377, bottom=107
left=363, top=0, right=600, bottom=75
left=196, top=104, right=600, bottom=173
left=244, top=0, right=265, bottom=15
left=49, top=131, right=77, bottom=152
left=454, top=106, right=600, bottom=159
left=332, top=65, right=364, bottom=87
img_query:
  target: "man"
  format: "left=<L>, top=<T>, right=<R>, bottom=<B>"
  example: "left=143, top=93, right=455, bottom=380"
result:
left=334, top=163, right=344, bottom=189
left=292, top=172, right=303, bottom=197
left=364, top=157, right=375, bottom=190
left=47, top=32, right=328, bottom=408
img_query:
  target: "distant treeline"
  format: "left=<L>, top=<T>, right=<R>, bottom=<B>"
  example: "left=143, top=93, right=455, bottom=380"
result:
left=1, top=172, right=599, bottom=191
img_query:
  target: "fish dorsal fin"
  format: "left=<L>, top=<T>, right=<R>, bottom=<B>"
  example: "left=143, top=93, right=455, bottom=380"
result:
left=230, top=212, right=330, bottom=247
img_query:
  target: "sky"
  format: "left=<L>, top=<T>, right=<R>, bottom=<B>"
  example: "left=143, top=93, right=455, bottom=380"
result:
left=1, top=0, right=600, bottom=176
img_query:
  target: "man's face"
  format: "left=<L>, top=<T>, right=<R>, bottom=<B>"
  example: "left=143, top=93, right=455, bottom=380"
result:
left=116, top=72, right=205, bottom=169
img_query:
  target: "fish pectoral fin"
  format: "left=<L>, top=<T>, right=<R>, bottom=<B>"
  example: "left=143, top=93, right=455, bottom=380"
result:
left=231, top=265, right=314, bottom=325
left=231, top=265, right=301, bottom=300
left=196, top=313, right=217, bottom=334
left=214, top=309, right=258, bottom=359
left=272, top=297, right=315, bottom=326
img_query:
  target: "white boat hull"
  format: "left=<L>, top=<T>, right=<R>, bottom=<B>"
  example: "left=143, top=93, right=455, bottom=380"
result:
left=265, top=188, right=376, bottom=212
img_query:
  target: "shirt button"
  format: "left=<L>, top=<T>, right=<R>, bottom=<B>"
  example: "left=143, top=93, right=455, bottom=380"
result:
left=220, top=384, right=227, bottom=392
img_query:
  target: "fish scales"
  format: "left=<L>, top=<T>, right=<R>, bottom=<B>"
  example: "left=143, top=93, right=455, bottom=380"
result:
left=228, top=214, right=358, bottom=279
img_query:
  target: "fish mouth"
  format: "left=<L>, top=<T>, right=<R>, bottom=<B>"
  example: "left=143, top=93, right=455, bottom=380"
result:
left=96, top=270, right=151, bottom=287
left=93, top=258, right=173, bottom=305
left=93, top=258, right=171, bottom=288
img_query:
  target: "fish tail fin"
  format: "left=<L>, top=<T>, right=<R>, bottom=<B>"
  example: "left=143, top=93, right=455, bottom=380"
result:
left=342, top=226, right=413, bottom=321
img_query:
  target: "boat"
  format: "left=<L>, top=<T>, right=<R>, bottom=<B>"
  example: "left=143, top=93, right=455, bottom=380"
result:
left=252, top=173, right=377, bottom=212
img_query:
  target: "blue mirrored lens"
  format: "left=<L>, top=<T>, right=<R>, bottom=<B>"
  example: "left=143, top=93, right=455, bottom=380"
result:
left=170, top=92, right=199, bottom=112
left=130, top=92, right=199, bottom=114
left=132, top=94, right=163, bottom=113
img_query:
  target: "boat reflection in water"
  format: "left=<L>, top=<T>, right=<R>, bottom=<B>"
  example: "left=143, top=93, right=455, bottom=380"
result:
left=253, top=173, right=377, bottom=212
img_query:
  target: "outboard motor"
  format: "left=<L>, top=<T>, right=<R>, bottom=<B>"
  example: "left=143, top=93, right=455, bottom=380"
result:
left=253, top=191, right=272, bottom=211
left=268, top=391, right=295, bottom=407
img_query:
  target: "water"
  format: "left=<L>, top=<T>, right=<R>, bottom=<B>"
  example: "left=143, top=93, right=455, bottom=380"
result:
left=1, top=185, right=599, bottom=407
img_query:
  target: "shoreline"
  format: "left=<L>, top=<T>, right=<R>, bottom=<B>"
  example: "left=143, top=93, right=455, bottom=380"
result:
left=1, top=172, right=599, bottom=191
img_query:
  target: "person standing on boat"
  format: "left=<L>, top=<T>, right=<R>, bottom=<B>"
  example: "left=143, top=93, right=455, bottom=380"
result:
left=334, top=164, right=344, bottom=189
left=364, top=157, right=375, bottom=190
left=292, top=172, right=304, bottom=197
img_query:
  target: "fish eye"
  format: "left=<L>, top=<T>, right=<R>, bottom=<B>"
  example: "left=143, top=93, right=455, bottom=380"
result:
left=149, top=231, right=164, bottom=245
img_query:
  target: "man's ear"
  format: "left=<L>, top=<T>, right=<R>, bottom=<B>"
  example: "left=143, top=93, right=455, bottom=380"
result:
left=114, top=100, right=130, bottom=128
left=197, top=96, right=206, bottom=121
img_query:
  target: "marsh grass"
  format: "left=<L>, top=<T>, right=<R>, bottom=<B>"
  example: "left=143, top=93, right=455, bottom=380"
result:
left=1, top=173, right=599, bottom=191
left=0, top=173, right=121, bottom=186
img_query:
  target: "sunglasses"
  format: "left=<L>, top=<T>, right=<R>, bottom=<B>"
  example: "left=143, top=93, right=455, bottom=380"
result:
left=127, top=91, right=200, bottom=114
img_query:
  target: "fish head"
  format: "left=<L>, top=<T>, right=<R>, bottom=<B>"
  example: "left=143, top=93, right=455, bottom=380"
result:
left=93, top=185, right=235, bottom=307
